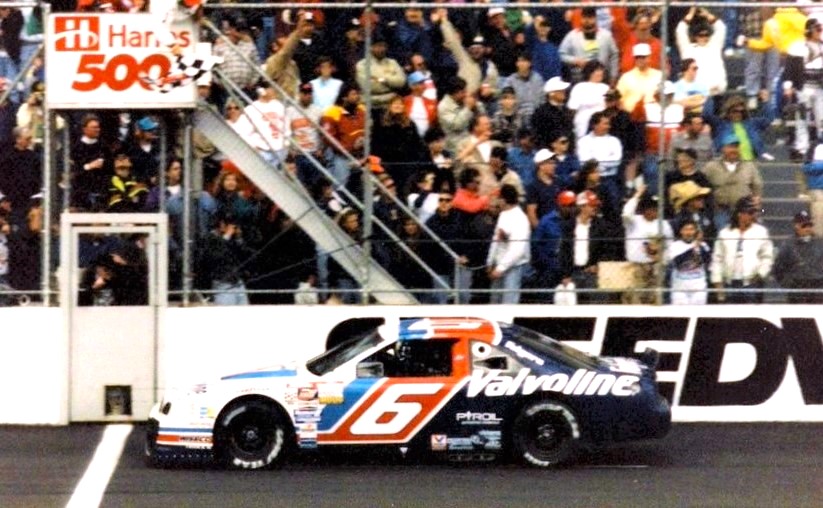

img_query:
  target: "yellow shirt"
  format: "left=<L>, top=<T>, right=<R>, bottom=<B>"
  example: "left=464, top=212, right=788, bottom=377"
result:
left=616, top=67, right=663, bottom=113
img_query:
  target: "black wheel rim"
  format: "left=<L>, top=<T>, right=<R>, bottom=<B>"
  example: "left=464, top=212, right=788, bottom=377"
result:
left=229, top=411, right=274, bottom=459
left=525, top=411, right=571, bottom=460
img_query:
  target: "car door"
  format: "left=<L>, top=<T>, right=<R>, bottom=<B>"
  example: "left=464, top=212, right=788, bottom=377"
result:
left=317, top=338, right=463, bottom=445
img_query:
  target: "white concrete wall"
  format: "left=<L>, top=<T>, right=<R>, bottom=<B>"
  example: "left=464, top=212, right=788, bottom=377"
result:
left=2, top=305, right=822, bottom=424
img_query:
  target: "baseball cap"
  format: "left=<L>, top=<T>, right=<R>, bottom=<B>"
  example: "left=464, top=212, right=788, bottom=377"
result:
left=576, top=190, right=600, bottom=207
left=557, top=190, right=577, bottom=207
left=543, top=76, right=570, bottom=93
left=469, top=34, right=486, bottom=47
left=794, top=210, right=813, bottom=225
left=720, top=133, right=740, bottom=146
left=137, top=116, right=159, bottom=131
left=488, top=7, right=505, bottom=18
left=533, top=148, right=556, bottom=164
left=408, top=71, right=427, bottom=86
left=633, top=43, right=652, bottom=57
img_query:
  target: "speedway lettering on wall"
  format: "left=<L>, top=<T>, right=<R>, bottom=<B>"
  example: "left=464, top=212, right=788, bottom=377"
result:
left=46, top=14, right=196, bottom=108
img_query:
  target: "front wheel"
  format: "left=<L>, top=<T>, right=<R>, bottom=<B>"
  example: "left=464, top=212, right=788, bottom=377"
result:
left=214, top=400, right=291, bottom=469
left=511, top=401, right=579, bottom=467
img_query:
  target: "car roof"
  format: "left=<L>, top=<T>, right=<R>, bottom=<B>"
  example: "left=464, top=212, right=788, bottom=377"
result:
left=396, top=317, right=501, bottom=344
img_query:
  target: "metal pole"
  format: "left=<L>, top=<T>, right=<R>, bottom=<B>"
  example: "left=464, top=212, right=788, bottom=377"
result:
left=656, top=0, right=669, bottom=306
left=41, top=1, right=52, bottom=306
left=361, top=1, right=373, bottom=304
left=158, top=117, right=168, bottom=213
left=181, top=118, right=194, bottom=306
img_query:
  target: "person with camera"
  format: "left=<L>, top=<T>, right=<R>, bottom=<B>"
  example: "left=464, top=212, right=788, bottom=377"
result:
left=195, top=212, right=255, bottom=306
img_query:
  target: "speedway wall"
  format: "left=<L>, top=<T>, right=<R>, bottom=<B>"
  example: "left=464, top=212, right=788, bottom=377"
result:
left=1, top=305, right=821, bottom=424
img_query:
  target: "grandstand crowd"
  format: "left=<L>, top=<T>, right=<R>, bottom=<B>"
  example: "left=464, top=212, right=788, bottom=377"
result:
left=2, top=1, right=823, bottom=306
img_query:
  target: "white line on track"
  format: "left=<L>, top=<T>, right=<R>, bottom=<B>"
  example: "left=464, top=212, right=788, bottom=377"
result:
left=66, top=424, right=133, bottom=508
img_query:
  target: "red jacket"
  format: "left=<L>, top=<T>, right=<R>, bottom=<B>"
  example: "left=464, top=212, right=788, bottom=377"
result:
left=403, top=95, right=438, bottom=127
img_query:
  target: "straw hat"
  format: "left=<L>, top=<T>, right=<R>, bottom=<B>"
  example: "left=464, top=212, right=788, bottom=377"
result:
left=669, top=180, right=711, bottom=212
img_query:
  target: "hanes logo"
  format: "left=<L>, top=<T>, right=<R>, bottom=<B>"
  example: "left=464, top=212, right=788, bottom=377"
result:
left=54, top=16, right=100, bottom=51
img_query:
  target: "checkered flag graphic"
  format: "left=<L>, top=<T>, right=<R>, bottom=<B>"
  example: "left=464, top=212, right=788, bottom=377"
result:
left=140, top=54, right=223, bottom=93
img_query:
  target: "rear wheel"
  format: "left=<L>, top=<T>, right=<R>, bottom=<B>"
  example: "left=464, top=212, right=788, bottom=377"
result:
left=511, top=401, right=578, bottom=467
left=214, top=400, right=291, bottom=469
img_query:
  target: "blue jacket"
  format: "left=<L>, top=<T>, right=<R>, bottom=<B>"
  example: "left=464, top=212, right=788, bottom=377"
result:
left=703, top=95, right=776, bottom=158
left=803, top=160, right=823, bottom=190
left=524, top=24, right=562, bottom=81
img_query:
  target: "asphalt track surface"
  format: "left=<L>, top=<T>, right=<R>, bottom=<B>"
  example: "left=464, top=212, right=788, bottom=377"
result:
left=1, top=423, right=820, bottom=508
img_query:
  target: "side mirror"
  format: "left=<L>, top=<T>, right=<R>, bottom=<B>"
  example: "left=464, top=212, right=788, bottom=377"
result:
left=356, top=361, right=385, bottom=378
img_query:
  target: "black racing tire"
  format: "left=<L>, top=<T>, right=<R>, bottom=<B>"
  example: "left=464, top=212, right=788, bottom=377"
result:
left=214, top=400, right=292, bottom=470
left=511, top=400, right=579, bottom=467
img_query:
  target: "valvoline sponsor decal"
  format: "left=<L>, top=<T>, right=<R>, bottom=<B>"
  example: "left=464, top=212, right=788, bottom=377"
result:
left=466, top=368, right=640, bottom=398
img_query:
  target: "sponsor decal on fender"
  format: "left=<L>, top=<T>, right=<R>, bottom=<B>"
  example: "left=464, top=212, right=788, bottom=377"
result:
left=466, top=368, right=640, bottom=398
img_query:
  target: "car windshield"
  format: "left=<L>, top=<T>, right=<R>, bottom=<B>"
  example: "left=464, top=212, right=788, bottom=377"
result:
left=502, top=323, right=602, bottom=370
left=306, top=329, right=385, bottom=376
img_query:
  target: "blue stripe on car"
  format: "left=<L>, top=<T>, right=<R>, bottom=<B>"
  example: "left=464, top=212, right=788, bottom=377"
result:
left=221, top=369, right=298, bottom=380
left=318, top=378, right=380, bottom=431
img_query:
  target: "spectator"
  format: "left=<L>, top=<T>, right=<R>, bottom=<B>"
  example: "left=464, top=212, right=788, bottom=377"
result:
left=124, top=116, right=161, bottom=184
left=664, top=147, right=714, bottom=211
left=482, top=7, right=518, bottom=78
left=567, top=60, right=609, bottom=139
left=286, top=82, right=325, bottom=186
left=803, top=143, right=823, bottom=237
left=0, top=7, right=23, bottom=85
left=107, top=154, right=148, bottom=213
left=422, top=126, right=455, bottom=192
left=434, top=8, right=498, bottom=97
left=622, top=187, right=673, bottom=305
left=672, top=58, right=710, bottom=115
left=632, top=80, right=684, bottom=192
left=0, top=126, right=40, bottom=225
left=309, top=56, right=343, bottom=111
left=501, top=53, right=544, bottom=127
left=738, top=6, right=781, bottom=112
left=404, top=71, right=438, bottom=138
left=291, top=12, right=328, bottom=86
left=406, top=170, right=439, bottom=224
left=490, top=145, right=524, bottom=200
left=557, top=190, right=622, bottom=304
left=195, top=212, right=255, bottom=306
left=355, top=32, right=406, bottom=111
left=405, top=53, right=439, bottom=102
left=507, top=127, right=537, bottom=189
left=487, top=184, right=530, bottom=304
left=321, top=82, right=367, bottom=186
left=702, top=134, right=764, bottom=230
left=772, top=211, right=823, bottom=303
left=666, top=217, right=711, bottom=305
left=670, top=180, right=717, bottom=249
left=525, top=148, right=561, bottom=229
left=327, top=208, right=362, bottom=304
left=456, top=114, right=502, bottom=198
left=577, top=111, right=624, bottom=211
left=392, top=6, right=439, bottom=74
left=668, top=112, right=714, bottom=163
left=528, top=190, right=577, bottom=300
left=549, top=132, right=579, bottom=189
left=619, top=9, right=664, bottom=74
left=424, top=190, right=469, bottom=304
left=334, top=17, right=364, bottom=84
left=531, top=76, right=574, bottom=150
left=373, top=95, right=429, bottom=190
left=558, top=7, right=619, bottom=85
left=676, top=7, right=728, bottom=99
left=389, top=216, right=433, bottom=303
left=214, top=171, right=257, bottom=243
left=490, top=86, right=523, bottom=146
left=7, top=196, right=42, bottom=300
left=71, top=113, right=110, bottom=211
left=15, top=80, right=65, bottom=149
left=213, top=16, right=260, bottom=101
left=783, top=18, right=823, bottom=162
left=437, top=76, right=480, bottom=154
left=601, top=88, right=643, bottom=188
left=245, top=82, right=289, bottom=165
left=704, top=94, right=776, bottom=162
left=616, top=43, right=663, bottom=114
left=264, top=13, right=307, bottom=101
left=452, top=165, right=490, bottom=215
left=710, top=196, right=774, bottom=304
left=523, top=14, right=562, bottom=82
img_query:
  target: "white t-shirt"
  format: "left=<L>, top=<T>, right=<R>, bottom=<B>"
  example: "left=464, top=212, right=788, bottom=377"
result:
left=567, top=81, right=609, bottom=138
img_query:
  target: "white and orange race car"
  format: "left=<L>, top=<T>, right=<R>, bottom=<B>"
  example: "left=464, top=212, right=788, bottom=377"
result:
left=146, top=317, right=670, bottom=469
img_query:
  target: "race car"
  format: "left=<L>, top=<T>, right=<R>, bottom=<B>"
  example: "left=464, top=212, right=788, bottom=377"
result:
left=146, top=317, right=670, bottom=469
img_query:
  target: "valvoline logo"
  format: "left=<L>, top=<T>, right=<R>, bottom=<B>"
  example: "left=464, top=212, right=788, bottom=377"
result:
left=53, top=16, right=100, bottom=51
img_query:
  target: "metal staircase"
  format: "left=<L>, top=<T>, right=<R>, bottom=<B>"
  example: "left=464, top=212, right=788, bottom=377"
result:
left=193, top=106, right=419, bottom=305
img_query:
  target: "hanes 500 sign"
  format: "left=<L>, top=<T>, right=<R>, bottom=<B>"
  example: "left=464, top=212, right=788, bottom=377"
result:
left=72, top=53, right=170, bottom=92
